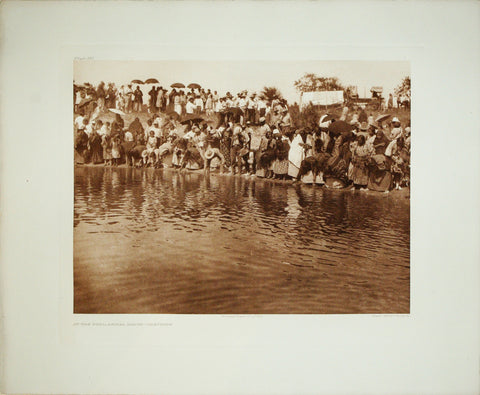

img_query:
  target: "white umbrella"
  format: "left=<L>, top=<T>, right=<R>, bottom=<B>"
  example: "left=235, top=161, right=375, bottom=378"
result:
left=109, top=108, right=126, bottom=116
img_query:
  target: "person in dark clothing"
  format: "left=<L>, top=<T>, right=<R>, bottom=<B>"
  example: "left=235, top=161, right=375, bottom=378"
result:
left=96, top=82, right=106, bottom=111
left=128, top=117, right=144, bottom=141
left=88, top=128, right=103, bottom=164
left=111, top=114, right=124, bottom=139
left=133, top=87, right=143, bottom=112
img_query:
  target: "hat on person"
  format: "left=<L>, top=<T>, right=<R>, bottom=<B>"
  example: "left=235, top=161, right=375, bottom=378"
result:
left=392, top=117, right=400, bottom=123
left=204, top=148, right=215, bottom=160
left=273, top=129, right=280, bottom=135
left=259, top=117, right=266, bottom=123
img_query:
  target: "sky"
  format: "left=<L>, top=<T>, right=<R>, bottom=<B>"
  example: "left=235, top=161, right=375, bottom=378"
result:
left=74, top=60, right=410, bottom=103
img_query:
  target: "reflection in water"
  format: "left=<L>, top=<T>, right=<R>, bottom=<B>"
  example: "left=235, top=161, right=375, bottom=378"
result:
left=74, top=166, right=410, bottom=314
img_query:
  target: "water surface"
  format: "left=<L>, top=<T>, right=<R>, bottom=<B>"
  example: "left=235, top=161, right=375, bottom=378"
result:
left=74, top=166, right=410, bottom=314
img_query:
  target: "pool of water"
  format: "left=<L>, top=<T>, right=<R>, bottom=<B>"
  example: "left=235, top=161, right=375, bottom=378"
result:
left=74, top=166, right=410, bottom=314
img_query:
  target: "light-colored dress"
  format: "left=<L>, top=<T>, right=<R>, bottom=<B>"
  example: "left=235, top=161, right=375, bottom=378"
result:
left=111, top=139, right=121, bottom=159
left=287, top=134, right=305, bottom=178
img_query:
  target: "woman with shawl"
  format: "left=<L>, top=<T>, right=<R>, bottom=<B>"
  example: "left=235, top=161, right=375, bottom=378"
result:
left=351, top=135, right=374, bottom=189
left=361, top=126, right=395, bottom=191
left=88, top=126, right=103, bottom=164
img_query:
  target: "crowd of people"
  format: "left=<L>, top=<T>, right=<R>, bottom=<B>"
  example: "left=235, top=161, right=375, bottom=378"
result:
left=74, top=81, right=411, bottom=192
left=74, top=82, right=290, bottom=125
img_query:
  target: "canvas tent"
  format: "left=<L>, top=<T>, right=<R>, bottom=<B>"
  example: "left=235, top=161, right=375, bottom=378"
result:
left=300, top=91, right=344, bottom=108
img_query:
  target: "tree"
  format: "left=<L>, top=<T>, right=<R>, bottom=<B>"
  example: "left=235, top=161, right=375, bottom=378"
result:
left=394, top=76, right=411, bottom=99
left=289, top=103, right=322, bottom=131
left=259, top=86, right=284, bottom=102
left=294, top=73, right=345, bottom=92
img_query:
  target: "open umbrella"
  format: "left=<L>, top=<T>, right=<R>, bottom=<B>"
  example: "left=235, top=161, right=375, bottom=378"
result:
left=171, top=83, right=185, bottom=88
left=328, top=120, right=355, bottom=136
left=187, top=83, right=201, bottom=89
left=145, top=78, right=159, bottom=84
left=320, top=114, right=335, bottom=123
left=131, top=79, right=144, bottom=84
left=375, top=114, right=391, bottom=123
left=180, top=114, right=205, bottom=125
left=223, top=107, right=244, bottom=116
left=165, top=111, right=181, bottom=121
left=109, top=108, right=126, bottom=116
left=78, top=97, right=94, bottom=107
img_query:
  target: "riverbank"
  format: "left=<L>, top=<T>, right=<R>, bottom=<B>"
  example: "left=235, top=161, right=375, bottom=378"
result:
left=75, top=163, right=410, bottom=199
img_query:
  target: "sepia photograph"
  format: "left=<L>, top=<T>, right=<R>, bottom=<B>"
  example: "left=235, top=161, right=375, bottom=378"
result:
left=74, top=60, right=411, bottom=314
left=2, top=1, right=479, bottom=394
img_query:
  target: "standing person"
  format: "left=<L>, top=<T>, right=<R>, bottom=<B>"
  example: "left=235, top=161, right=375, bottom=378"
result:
left=173, top=93, right=182, bottom=116
left=205, top=94, right=213, bottom=116
left=279, top=108, right=292, bottom=135
left=351, top=134, right=374, bottom=189
left=152, top=86, right=159, bottom=112
left=96, top=82, right=106, bottom=112
left=388, top=93, right=393, bottom=110
left=156, top=87, right=164, bottom=112
left=256, top=125, right=274, bottom=177
left=248, top=121, right=263, bottom=175
left=111, top=113, right=124, bottom=138
left=238, top=94, right=247, bottom=125
left=230, top=123, right=243, bottom=174
left=216, top=97, right=226, bottom=124
left=111, top=135, right=121, bottom=166
left=168, top=89, right=177, bottom=112
left=88, top=124, right=103, bottom=164
left=117, top=85, right=126, bottom=111
left=246, top=93, right=256, bottom=124
left=288, top=129, right=306, bottom=179
left=340, top=104, right=349, bottom=121
left=74, top=126, right=89, bottom=164
left=273, top=134, right=290, bottom=179
left=257, top=97, right=267, bottom=121
left=101, top=132, right=112, bottom=166
left=219, top=124, right=232, bottom=169
left=385, top=136, right=409, bottom=190
left=133, top=86, right=143, bottom=112
left=148, top=86, right=156, bottom=113
left=179, top=91, right=187, bottom=116
left=194, top=95, right=204, bottom=115
left=212, top=90, right=219, bottom=109
left=106, top=83, right=116, bottom=108
left=125, top=85, right=134, bottom=113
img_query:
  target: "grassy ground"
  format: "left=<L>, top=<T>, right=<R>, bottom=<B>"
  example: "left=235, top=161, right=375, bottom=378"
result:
left=79, top=106, right=411, bottom=131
